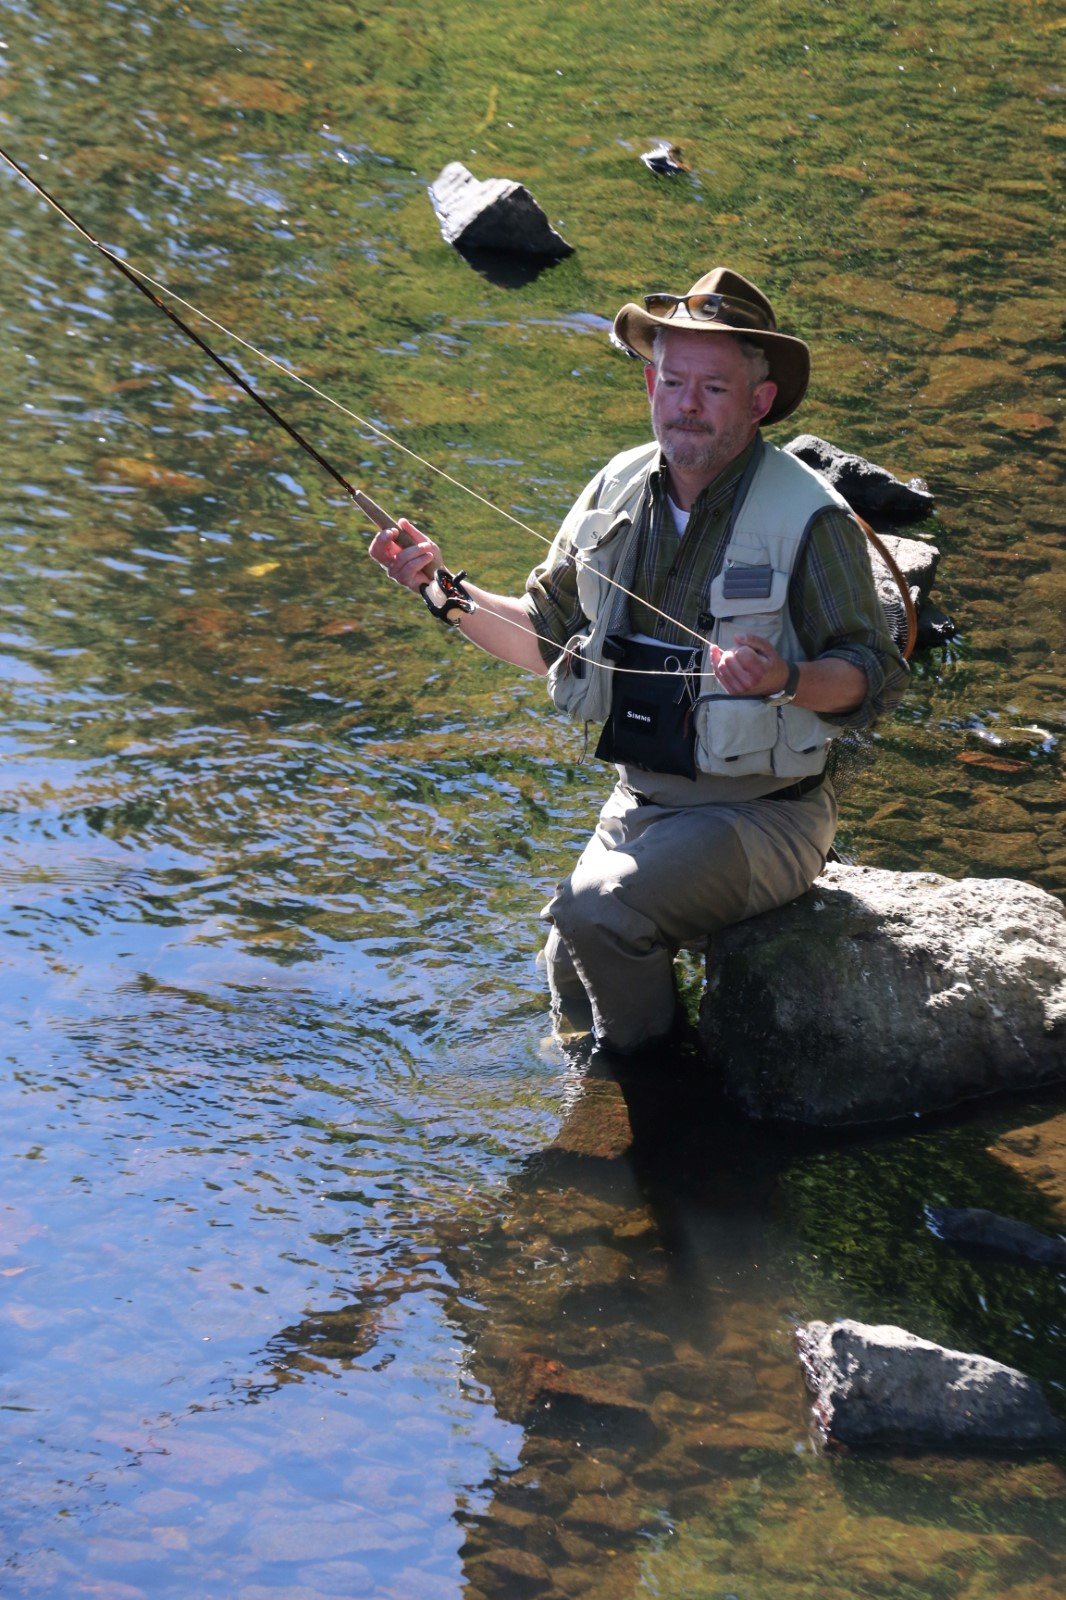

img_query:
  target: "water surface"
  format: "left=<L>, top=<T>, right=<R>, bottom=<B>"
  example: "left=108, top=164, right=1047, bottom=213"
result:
left=1, top=1, right=1063, bottom=1596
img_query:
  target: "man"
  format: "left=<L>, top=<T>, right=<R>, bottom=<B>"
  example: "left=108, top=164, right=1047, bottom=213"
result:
left=369, top=267, right=907, bottom=1054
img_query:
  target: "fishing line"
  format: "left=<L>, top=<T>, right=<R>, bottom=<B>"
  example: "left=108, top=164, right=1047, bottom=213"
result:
left=0, top=143, right=719, bottom=670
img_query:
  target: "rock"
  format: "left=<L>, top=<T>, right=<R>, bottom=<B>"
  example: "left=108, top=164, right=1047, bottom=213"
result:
left=498, top=1354, right=658, bottom=1444
left=699, top=864, right=1066, bottom=1126
left=466, top=1547, right=553, bottom=1594
left=428, top=162, right=573, bottom=259
left=640, top=142, right=690, bottom=176
left=796, top=1319, right=1065, bottom=1449
left=784, top=434, right=935, bottom=523
left=870, top=531, right=941, bottom=602
left=925, top=1205, right=1066, bottom=1268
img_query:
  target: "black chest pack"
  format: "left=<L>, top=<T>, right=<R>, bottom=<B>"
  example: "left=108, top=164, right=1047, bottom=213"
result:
left=594, top=635, right=703, bottom=780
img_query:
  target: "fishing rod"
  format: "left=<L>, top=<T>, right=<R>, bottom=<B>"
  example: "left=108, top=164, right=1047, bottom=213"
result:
left=0, top=143, right=410, bottom=544
left=0, top=145, right=721, bottom=665
left=1, top=146, right=917, bottom=662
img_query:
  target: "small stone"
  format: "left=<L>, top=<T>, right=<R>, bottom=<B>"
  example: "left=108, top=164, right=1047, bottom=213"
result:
left=797, top=1319, right=1065, bottom=1449
left=466, top=1546, right=553, bottom=1594
left=567, top=1458, right=627, bottom=1495
left=682, top=1420, right=799, bottom=1464
left=562, top=1491, right=647, bottom=1540
left=498, top=1354, right=658, bottom=1444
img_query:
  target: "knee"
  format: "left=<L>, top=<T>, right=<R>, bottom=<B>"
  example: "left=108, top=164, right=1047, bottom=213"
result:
left=548, top=876, right=606, bottom=944
left=550, top=873, right=653, bottom=953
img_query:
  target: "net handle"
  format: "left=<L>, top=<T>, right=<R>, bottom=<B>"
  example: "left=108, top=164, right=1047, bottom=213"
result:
left=855, top=516, right=919, bottom=660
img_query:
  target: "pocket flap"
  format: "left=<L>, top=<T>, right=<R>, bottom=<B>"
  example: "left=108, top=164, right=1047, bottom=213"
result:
left=572, top=508, right=631, bottom=556
left=710, top=566, right=789, bottom=617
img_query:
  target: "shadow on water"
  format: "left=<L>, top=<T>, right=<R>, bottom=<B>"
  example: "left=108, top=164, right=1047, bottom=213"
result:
left=251, top=1045, right=1066, bottom=1598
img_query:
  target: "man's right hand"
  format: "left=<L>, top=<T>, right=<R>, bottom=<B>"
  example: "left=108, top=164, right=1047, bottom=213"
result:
left=368, top=517, right=441, bottom=594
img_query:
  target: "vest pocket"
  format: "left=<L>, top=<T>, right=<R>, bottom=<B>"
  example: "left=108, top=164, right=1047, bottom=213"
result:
left=768, top=703, right=837, bottom=778
left=694, top=696, right=780, bottom=773
left=573, top=508, right=632, bottom=620
left=709, top=568, right=789, bottom=652
left=548, top=630, right=614, bottom=724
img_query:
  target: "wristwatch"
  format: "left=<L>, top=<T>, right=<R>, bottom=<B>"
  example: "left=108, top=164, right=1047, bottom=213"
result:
left=765, top=660, right=800, bottom=704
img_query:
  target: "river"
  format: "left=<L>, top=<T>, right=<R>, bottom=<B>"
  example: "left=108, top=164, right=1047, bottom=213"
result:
left=0, top=1, right=1063, bottom=1596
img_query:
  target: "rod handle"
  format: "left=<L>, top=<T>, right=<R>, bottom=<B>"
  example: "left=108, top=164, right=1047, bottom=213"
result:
left=352, top=488, right=419, bottom=548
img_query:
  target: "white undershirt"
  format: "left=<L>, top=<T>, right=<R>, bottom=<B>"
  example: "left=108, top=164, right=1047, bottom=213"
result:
left=666, top=494, right=690, bottom=537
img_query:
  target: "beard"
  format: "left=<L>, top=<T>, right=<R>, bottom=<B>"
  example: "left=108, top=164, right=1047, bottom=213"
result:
left=656, top=419, right=750, bottom=478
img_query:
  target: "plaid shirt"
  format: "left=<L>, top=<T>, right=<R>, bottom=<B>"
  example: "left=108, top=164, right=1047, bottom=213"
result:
left=525, top=436, right=908, bottom=729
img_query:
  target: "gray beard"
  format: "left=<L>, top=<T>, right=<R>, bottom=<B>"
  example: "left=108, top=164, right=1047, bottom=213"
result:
left=659, top=425, right=726, bottom=473
left=658, top=425, right=736, bottom=477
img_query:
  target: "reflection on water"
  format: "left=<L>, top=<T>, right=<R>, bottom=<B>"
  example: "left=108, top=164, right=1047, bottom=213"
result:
left=0, top=0, right=1063, bottom=1595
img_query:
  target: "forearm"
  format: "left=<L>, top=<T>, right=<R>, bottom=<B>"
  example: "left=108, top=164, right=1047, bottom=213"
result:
left=789, top=656, right=867, bottom=715
left=369, top=518, right=546, bottom=677
left=427, top=579, right=547, bottom=676
left=712, top=633, right=867, bottom=713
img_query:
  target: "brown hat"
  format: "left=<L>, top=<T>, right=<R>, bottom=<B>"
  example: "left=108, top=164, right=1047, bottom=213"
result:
left=612, top=266, right=810, bottom=425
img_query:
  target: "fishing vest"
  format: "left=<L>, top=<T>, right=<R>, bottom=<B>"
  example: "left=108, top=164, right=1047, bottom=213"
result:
left=546, top=436, right=858, bottom=779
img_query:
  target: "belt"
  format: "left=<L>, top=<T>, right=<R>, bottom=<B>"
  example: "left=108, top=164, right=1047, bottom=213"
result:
left=630, top=772, right=826, bottom=807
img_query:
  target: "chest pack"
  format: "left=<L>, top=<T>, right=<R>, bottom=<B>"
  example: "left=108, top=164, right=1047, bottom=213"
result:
left=593, top=635, right=702, bottom=778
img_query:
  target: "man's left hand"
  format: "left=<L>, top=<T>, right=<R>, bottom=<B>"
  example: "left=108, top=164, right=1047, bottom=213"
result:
left=709, top=633, right=789, bottom=697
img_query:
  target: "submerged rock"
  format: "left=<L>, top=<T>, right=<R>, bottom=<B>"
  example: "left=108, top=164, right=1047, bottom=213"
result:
left=699, top=864, right=1066, bottom=1125
left=926, top=1205, right=1066, bottom=1268
left=797, top=1319, right=1065, bottom=1449
left=785, top=433, right=935, bottom=523
left=428, top=162, right=574, bottom=259
left=989, top=1112, right=1066, bottom=1222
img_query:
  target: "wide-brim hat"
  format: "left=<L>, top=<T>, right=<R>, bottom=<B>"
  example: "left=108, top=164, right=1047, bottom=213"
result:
left=613, top=266, right=810, bottom=426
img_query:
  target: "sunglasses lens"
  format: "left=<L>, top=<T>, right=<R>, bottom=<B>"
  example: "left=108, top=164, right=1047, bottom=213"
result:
left=643, top=295, right=679, bottom=317
left=687, top=294, right=724, bottom=321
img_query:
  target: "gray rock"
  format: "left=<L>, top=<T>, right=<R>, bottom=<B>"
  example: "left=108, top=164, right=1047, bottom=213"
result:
left=796, top=1319, right=1065, bottom=1449
left=699, top=865, right=1066, bottom=1125
left=428, top=162, right=574, bottom=259
left=785, top=433, right=935, bottom=523
left=926, top=1205, right=1066, bottom=1268
left=870, top=530, right=941, bottom=603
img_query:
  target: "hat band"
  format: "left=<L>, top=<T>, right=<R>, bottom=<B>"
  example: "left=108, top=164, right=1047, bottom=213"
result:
left=642, top=291, right=774, bottom=333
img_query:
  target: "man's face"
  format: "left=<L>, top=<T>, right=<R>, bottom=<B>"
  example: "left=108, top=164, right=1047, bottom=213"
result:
left=644, top=330, right=776, bottom=481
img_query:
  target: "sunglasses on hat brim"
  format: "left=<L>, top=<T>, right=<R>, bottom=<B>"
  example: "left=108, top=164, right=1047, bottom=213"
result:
left=642, top=291, right=774, bottom=333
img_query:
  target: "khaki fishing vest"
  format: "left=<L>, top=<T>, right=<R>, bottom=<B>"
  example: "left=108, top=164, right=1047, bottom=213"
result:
left=546, top=437, right=857, bottom=779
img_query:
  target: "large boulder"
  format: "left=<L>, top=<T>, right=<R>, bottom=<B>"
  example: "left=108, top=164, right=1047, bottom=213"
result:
left=428, top=162, right=574, bottom=259
left=796, top=1319, right=1065, bottom=1450
left=699, top=864, right=1066, bottom=1125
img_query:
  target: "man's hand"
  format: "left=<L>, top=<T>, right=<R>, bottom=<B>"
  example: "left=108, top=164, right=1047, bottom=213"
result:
left=709, top=633, right=789, bottom=697
left=368, top=517, right=441, bottom=594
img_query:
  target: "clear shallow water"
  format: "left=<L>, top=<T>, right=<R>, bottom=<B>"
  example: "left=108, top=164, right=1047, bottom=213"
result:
left=0, top=1, right=1063, bottom=1596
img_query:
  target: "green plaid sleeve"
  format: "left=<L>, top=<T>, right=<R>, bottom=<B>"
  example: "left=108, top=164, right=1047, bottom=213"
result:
left=792, top=507, right=909, bottom=729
